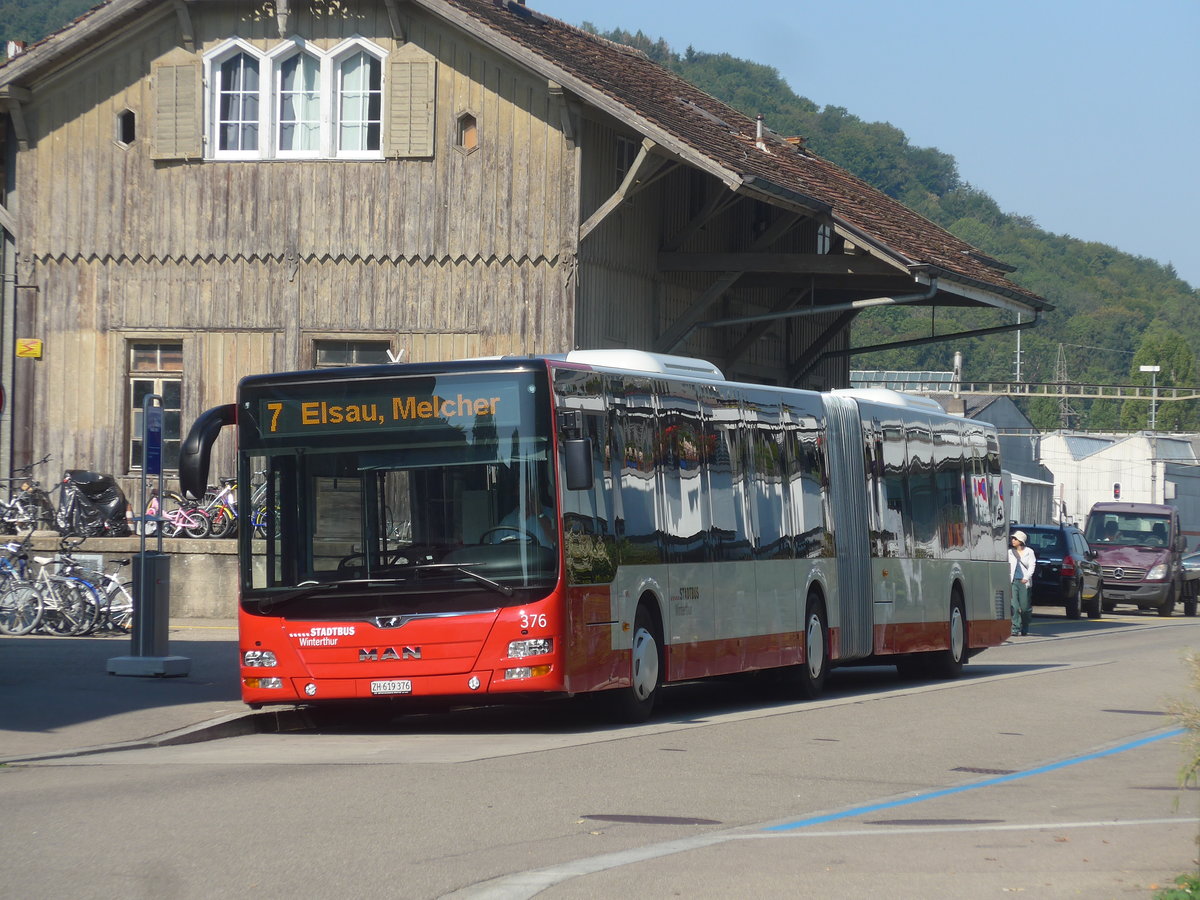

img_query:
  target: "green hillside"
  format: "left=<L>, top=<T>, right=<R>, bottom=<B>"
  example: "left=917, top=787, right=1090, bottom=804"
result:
left=0, top=0, right=94, bottom=46
left=4, top=5, right=1195, bottom=429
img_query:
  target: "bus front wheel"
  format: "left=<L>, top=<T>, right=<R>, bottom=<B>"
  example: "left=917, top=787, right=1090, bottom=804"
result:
left=606, top=603, right=662, bottom=723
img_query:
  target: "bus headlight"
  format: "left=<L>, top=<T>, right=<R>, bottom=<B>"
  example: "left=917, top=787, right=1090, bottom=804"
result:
left=508, top=638, right=553, bottom=658
left=1147, top=563, right=1168, bottom=581
left=244, top=650, right=278, bottom=667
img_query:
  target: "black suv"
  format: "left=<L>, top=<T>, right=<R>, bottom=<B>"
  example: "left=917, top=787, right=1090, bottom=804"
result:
left=1011, top=523, right=1103, bottom=619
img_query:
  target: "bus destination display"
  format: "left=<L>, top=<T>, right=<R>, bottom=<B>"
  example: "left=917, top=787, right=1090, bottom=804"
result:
left=257, top=380, right=520, bottom=437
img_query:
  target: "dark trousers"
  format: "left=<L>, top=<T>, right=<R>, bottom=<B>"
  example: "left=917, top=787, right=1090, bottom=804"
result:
left=1011, top=578, right=1032, bottom=635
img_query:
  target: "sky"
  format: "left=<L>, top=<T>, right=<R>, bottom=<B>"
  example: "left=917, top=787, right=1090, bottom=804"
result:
left=533, top=0, right=1200, bottom=289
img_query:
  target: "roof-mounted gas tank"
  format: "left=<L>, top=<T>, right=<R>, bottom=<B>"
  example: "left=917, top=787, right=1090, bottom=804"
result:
left=562, top=349, right=725, bottom=381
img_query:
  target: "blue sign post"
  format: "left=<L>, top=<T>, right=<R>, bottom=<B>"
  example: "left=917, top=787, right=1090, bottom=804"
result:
left=108, top=394, right=190, bottom=677
left=145, top=402, right=162, bottom=476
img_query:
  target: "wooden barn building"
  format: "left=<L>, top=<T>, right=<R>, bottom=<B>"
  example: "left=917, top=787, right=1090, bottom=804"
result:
left=0, top=0, right=1048, bottom=492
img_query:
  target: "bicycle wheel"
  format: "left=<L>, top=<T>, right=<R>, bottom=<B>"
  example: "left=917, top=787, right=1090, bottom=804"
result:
left=104, top=580, right=135, bottom=634
left=208, top=507, right=234, bottom=539
left=184, top=512, right=212, bottom=539
left=40, top=578, right=99, bottom=636
left=251, top=506, right=271, bottom=539
left=67, top=578, right=103, bottom=635
left=0, top=583, right=42, bottom=635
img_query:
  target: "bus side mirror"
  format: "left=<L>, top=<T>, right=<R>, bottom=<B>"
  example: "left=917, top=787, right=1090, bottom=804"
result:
left=179, top=403, right=236, bottom=500
left=563, top=438, right=593, bottom=491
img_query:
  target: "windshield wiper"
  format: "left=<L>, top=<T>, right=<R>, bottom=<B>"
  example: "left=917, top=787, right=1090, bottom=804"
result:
left=257, top=563, right=514, bottom=611
left=410, top=562, right=514, bottom=597
left=258, top=577, right=412, bottom=612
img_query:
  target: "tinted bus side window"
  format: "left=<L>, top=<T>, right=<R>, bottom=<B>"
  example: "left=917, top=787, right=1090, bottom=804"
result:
left=554, top=370, right=619, bottom=585
left=906, top=417, right=937, bottom=552
left=612, top=376, right=663, bottom=566
left=659, top=381, right=710, bottom=564
left=934, top=421, right=967, bottom=551
left=784, top=399, right=827, bottom=559
left=879, top=417, right=909, bottom=558
left=745, top=392, right=790, bottom=561
left=707, top=394, right=752, bottom=563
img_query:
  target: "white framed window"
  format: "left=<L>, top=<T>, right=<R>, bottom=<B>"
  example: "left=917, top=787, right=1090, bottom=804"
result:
left=203, top=37, right=387, bottom=160
left=211, top=42, right=261, bottom=159
left=313, top=339, right=392, bottom=367
left=275, top=49, right=322, bottom=157
left=336, top=48, right=383, bottom=156
left=128, top=341, right=183, bottom=472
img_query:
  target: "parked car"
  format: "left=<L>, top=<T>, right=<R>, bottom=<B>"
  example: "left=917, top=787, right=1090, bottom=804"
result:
left=1183, top=549, right=1200, bottom=581
left=1083, top=502, right=1197, bottom=617
left=1011, top=523, right=1103, bottom=619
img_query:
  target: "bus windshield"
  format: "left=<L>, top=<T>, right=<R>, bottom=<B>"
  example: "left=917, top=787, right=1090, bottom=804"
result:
left=238, top=368, right=557, bottom=617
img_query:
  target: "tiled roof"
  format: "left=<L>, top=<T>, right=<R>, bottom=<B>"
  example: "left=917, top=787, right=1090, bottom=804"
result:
left=440, top=0, right=1047, bottom=308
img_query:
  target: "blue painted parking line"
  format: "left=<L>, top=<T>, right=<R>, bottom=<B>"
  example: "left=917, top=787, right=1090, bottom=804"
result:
left=764, top=728, right=1186, bottom=832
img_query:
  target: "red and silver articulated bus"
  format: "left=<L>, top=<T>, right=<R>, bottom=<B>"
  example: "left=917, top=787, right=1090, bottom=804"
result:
left=180, top=350, right=1011, bottom=721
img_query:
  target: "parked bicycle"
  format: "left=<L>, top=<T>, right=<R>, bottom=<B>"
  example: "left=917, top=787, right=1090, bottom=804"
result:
left=52, top=537, right=133, bottom=634
left=0, top=455, right=57, bottom=533
left=0, top=534, right=134, bottom=636
left=199, top=477, right=238, bottom=539
left=2, top=537, right=105, bottom=636
left=248, top=473, right=272, bottom=539
left=162, top=491, right=212, bottom=538
left=0, top=531, right=38, bottom=635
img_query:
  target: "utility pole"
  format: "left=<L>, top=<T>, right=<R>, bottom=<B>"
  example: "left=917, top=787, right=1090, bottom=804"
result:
left=1054, top=344, right=1079, bottom=429
left=1141, top=364, right=1160, bottom=503
left=1014, top=314, right=1023, bottom=383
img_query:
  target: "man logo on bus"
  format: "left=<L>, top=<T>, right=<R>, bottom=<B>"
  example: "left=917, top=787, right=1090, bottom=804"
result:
left=360, top=647, right=422, bottom=661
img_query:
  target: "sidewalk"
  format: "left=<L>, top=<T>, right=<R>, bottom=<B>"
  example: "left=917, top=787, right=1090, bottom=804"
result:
left=0, top=619, right=295, bottom=763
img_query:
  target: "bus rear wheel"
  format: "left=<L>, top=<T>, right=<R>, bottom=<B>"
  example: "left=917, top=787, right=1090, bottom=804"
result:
left=927, top=593, right=967, bottom=680
left=795, top=595, right=829, bottom=699
left=605, top=604, right=662, bottom=723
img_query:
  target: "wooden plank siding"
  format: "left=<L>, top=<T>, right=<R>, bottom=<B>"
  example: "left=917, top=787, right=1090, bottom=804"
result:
left=12, top=1, right=579, bottom=486
left=23, top=7, right=573, bottom=264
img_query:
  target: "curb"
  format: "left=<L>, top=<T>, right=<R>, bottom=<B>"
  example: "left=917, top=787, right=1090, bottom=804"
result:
left=0, top=706, right=312, bottom=765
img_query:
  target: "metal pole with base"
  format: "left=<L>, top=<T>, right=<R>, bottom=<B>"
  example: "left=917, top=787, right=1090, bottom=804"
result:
left=108, top=393, right=190, bottom=677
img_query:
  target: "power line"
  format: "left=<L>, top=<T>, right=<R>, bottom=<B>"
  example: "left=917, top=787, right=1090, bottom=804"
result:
left=1058, top=342, right=1136, bottom=356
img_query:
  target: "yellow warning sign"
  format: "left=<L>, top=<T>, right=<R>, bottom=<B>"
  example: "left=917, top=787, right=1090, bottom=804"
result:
left=15, top=339, right=42, bottom=358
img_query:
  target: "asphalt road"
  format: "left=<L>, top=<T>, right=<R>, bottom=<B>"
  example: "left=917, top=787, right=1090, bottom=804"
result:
left=2, top=609, right=1198, bottom=899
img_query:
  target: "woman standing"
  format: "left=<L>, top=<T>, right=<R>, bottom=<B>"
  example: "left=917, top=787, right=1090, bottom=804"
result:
left=1009, top=530, right=1037, bottom=636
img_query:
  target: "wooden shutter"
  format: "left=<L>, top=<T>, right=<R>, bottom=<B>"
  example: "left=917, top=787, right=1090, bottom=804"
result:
left=151, top=60, right=203, bottom=160
left=386, top=46, right=436, bottom=158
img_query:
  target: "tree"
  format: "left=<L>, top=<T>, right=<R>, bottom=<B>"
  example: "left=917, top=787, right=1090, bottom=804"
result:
left=1120, top=329, right=1199, bottom=432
